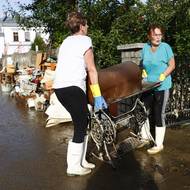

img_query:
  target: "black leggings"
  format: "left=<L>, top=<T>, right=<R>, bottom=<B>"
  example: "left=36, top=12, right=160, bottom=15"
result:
left=141, top=90, right=169, bottom=127
left=54, top=86, right=89, bottom=143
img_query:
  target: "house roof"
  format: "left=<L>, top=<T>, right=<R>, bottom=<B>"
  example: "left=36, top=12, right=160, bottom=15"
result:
left=0, top=17, right=19, bottom=27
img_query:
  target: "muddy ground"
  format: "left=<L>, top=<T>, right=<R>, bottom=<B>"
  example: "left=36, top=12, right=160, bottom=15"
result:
left=0, top=91, right=190, bottom=190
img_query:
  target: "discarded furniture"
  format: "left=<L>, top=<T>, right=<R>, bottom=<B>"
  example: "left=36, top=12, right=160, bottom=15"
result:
left=87, top=62, right=160, bottom=168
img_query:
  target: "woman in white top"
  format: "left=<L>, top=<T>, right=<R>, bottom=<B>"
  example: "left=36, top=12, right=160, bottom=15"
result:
left=53, top=11, right=107, bottom=176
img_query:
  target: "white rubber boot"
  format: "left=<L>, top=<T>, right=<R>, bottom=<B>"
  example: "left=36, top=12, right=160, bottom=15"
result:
left=67, top=140, right=91, bottom=176
left=147, top=127, right=166, bottom=154
left=81, top=135, right=95, bottom=169
left=137, top=119, right=151, bottom=148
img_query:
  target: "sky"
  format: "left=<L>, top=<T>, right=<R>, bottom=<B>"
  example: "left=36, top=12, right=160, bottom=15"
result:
left=0, top=0, right=32, bottom=17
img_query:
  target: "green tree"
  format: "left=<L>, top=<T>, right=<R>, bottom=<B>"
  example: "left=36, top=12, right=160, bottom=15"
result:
left=12, top=0, right=190, bottom=67
left=31, top=35, right=47, bottom=52
left=80, top=0, right=145, bottom=68
left=144, top=0, right=190, bottom=56
left=171, top=0, right=190, bottom=55
left=15, top=0, right=144, bottom=68
left=15, top=0, right=77, bottom=47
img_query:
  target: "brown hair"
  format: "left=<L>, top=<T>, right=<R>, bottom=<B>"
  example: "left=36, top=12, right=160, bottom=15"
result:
left=65, top=11, right=87, bottom=34
left=147, top=24, right=165, bottom=36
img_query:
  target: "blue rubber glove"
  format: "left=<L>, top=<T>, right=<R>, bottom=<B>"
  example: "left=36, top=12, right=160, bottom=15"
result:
left=94, top=96, right=107, bottom=110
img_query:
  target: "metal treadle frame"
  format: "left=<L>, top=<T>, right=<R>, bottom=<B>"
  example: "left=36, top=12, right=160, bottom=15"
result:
left=89, top=82, right=160, bottom=168
left=89, top=98, right=149, bottom=168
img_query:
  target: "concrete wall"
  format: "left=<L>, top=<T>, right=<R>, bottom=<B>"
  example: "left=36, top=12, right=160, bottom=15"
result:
left=117, top=43, right=144, bottom=65
left=1, top=51, right=37, bottom=70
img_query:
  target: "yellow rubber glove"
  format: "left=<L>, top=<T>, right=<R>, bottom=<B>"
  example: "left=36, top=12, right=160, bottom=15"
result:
left=142, top=69, right=148, bottom=78
left=90, top=84, right=107, bottom=109
left=159, top=73, right=166, bottom=81
left=90, top=84, right=101, bottom=97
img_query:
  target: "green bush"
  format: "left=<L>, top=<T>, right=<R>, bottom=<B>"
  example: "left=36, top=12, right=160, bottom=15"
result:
left=31, top=35, right=47, bottom=52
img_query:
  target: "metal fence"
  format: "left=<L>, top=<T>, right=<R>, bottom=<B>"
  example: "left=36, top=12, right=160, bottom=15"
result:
left=166, top=56, right=190, bottom=126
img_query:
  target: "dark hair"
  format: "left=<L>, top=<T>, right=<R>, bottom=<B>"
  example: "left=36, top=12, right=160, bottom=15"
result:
left=147, top=24, right=165, bottom=36
left=65, top=11, right=87, bottom=34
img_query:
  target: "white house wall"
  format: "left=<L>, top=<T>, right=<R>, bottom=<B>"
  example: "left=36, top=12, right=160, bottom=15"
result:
left=0, top=18, right=49, bottom=58
left=0, top=37, right=4, bottom=58
left=2, top=27, right=49, bottom=55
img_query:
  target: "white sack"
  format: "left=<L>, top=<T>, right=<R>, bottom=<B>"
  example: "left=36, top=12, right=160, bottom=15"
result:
left=45, top=93, right=72, bottom=127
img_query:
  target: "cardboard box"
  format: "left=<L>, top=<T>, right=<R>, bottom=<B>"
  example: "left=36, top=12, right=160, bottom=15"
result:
left=6, top=64, right=15, bottom=74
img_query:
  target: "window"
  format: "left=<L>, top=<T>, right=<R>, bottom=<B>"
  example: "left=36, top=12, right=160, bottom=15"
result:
left=25, top=32, right=30, bottom=41
left=13, top=32, right=19, bottom=42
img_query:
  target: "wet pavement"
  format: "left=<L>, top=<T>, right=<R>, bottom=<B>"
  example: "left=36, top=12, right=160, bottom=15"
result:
left=0, top=90, right=190, bottom=190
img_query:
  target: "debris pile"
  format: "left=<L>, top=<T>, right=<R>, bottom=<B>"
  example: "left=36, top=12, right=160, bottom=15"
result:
left=0, top=51, right=71, bottom=127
